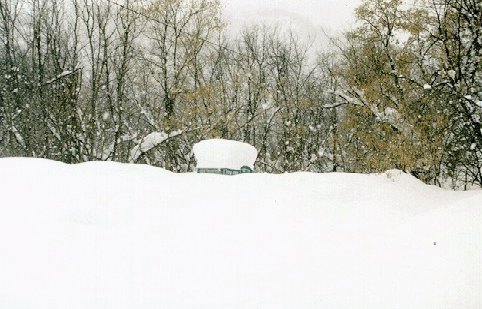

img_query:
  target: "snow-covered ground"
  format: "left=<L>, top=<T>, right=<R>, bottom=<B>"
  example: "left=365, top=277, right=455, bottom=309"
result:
left=0, top=158, right=481, bottom=308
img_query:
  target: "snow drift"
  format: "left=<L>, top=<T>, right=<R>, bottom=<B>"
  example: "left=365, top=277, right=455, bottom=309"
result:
left=0, top=158, right=481, bottom=308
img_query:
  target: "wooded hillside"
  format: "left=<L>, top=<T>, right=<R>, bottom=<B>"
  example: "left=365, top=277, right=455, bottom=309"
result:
left=0, top=0, right=480, bottom=188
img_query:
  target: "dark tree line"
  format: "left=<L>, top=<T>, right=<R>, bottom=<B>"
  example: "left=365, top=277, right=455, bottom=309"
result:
left=0, top=0, right=480, bottom=188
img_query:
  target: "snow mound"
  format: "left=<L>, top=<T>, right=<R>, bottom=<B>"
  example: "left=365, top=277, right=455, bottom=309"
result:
left=384, top=169, right=424, bottom=184
left=0, top=158, right=481, bottom=309
left=193, top=139, right=258, bottom=170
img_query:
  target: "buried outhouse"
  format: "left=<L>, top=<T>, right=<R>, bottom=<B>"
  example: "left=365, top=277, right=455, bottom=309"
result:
left=192, top=139, right=258, bottom=175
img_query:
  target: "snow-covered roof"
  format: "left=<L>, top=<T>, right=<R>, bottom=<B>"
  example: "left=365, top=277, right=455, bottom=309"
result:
left=193, top=139, right=258, bottom=170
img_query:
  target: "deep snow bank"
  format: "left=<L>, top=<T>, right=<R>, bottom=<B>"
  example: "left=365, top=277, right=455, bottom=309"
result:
left=0, top=158, right=481, bottom=309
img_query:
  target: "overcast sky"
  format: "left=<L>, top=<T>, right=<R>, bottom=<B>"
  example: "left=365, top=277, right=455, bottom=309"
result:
left=221, top=0, right=362, bottom=36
